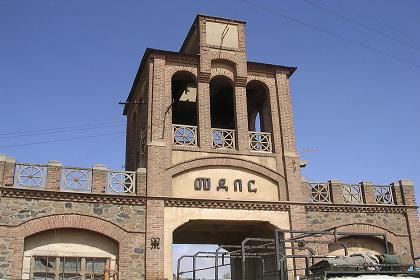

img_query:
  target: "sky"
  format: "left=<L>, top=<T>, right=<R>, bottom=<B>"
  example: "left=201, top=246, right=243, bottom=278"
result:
left=1, top=0, right=420, bottom=277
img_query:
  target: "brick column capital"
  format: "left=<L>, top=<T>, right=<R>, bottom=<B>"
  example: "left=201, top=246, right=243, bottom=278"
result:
left=47, top=160, right=62, bottom=167
left=46, top=160, right=62, bottom=191
left=136, top=168, right=147, bottom=196
left=398, top=179, right=416, bottom=206
left=360, top=181, right=376, bottom=204
left=92, top=164, right=108, bottom=194
left=391, top=181, right=403, bottom=205
left=0, top=154, right=6, bottom=162
left=0, top=154, right=7, bottom=187
left=329, top=179, right=343, bottom=204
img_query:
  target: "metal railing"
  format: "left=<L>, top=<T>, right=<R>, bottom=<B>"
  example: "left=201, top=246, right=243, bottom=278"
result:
left=249, top=132, right=272, bottom=152
left=309, top=182, right=331, bottom=203
left=211, top=128, right=235, bottom=149
left=13, top=163, right=47, bottom=190
left=60, top=167, right=92, bottom=193
left=373, top=185, right=394, bottom=205
left=106, top=171, right=136, bottom=195
left=173, top=124, right=197, bottom=146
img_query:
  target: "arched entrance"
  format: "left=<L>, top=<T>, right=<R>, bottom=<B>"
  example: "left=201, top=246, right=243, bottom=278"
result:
left=328, top=236, right=394, bottom=256
left=173, top=220, right=280, bottom=280
left=22, top=229, right=118, bottom=280
left=163, top=206, right=290, bottom=280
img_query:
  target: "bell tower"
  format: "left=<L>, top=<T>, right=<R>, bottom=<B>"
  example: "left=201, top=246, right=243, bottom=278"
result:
left=123, top=14, right=300, bottom=280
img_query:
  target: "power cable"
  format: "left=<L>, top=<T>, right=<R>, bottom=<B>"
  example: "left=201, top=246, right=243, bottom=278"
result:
left=0, top=120, right=125, bottom=136
left=302, top=0, right=420, bottom=52
left=71, top=134, right=124, bottom=164
left=338, top=1, right=416, bottom=41
left=0, top=123, right=125, bottom=139
left=239, top=0, right=420, bottom=69
left=0, top=131, right=125, bottom=149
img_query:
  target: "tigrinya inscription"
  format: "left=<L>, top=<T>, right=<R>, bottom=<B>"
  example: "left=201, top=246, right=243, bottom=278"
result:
left=194, top=178, right=257, bottom=193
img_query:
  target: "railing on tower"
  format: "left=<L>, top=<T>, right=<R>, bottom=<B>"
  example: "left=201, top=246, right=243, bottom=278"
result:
left=211, top=128, right=235, bottom=149
left=249, top=131, right=272, bottom=152
left=173, top=124, right=197, bottom=146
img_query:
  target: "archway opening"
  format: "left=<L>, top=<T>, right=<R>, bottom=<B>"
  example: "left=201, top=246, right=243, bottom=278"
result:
left=328, top=236, right=394, bottom=256
left=172, top=220, right=282, bottom=280
left=210, top=76, right=235, bottom=129
left=246, top=81, right=272, bottom=133
left=172, top=72, right=197, bottom=126
left=22, top=229, right=119, bottom=280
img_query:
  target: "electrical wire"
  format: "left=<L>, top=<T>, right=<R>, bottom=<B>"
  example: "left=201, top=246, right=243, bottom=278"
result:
left=0, top=131, right=125, bottom=149
left=71, top=134, right=124, bottom=164
left=0, top=120, right=125, bottom=136
left=302, top=0, right=420, bottom=52
left=239, top=0, right=420, bottom=69
left=0, top=123, right=125, bottom=139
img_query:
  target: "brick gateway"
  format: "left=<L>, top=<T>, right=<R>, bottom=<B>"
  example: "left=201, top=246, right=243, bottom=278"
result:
left=0, top=15, right=419, bottom=280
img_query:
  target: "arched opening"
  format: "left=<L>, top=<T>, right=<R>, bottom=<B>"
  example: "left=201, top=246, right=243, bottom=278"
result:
left=22, top=229, right=119, bottom=280
left=209, top=76, right=236, bottom=149
left=172, top=220, right=282, bottom=280
left=172, top=72, right=197, bottom=126
left=328, top=236, right=393, bottom=256
left=246, top=81, right=272, bottom=133
left=210, top=76, right=235, bottom=130
left=246, top=81, right=273, bottom=152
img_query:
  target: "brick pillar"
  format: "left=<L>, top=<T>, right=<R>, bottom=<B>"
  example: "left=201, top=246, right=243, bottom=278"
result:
left=46, top=160, right=62, bottom=191
left=92, top=164, right=107, bottom=193
left=391, top=181, right=403, bottom=205
left=145, top=199, right=164, bottom=280
left=234, top=86, right=249, bottom=152
left=0, top=154, right=6, bottom=187
left=289, top=205, right=308, bottom=278
left=136, top=168, right=147, bottom=196
left=360, top=181, right=376, bottom=204
left=3, top=156, right=16, bottom=187
left=197, top=81, right=211, bottom=148
left=329, top=179, right=344, bottom=204
left=398, top=180, right=420, bottom=266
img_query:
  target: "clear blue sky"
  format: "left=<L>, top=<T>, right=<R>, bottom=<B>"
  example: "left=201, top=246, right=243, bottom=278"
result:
left=0, top=1, right=419, bottom=200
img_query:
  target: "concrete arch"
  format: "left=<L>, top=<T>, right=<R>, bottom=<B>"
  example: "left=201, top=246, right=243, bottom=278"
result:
left=167, top=156, right=284, bottom=181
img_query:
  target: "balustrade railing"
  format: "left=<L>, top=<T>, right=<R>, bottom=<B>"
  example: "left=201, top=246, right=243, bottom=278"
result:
left=13, top=163, right=47, bottom=190
left=373, top=185, right=394, bottom=205
left=342, top=184, right=363, bottom=204
left=173, top=124, right=197, bottom=146
left=309, top=183, right=331, bottom=203
left=106, top=171, right=136, bottom=195
left=249, top=132, right=272, bottom=152
left=211, top=128, right=235, bottom=149
left=61, top=167, right=92, bottom=193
